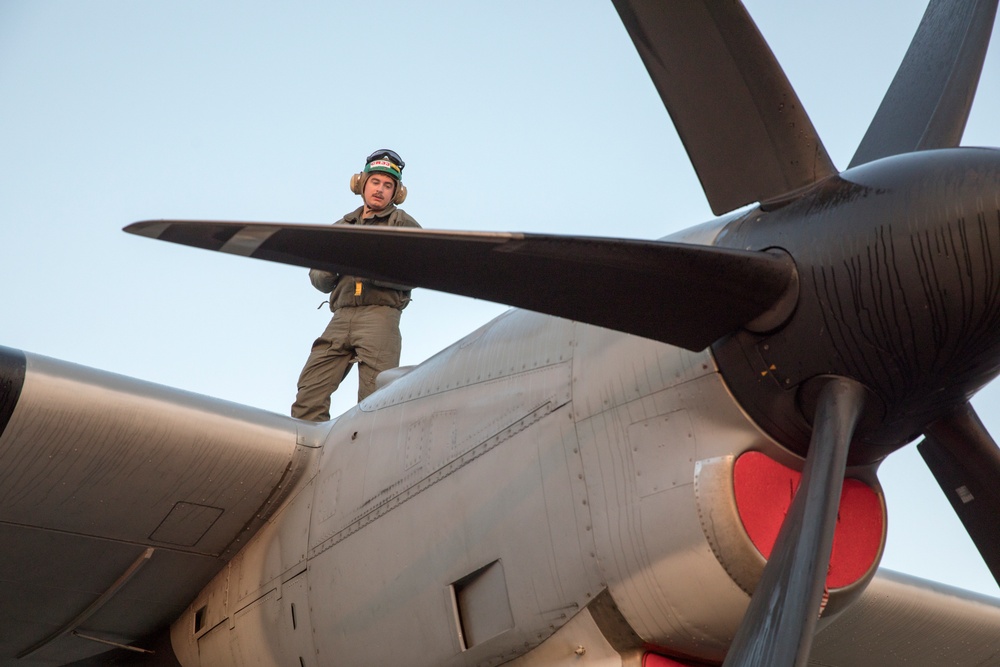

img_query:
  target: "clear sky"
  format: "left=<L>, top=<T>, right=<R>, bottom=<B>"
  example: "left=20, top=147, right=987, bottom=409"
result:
left=2, top=1, right=999, bottom=600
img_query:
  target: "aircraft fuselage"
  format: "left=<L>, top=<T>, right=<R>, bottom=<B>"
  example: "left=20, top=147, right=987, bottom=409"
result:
left=171, top=293, right=884, bottom=665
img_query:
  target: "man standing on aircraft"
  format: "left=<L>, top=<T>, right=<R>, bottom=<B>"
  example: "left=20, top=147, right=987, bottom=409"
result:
left=291, top=149, right=420, bottom=421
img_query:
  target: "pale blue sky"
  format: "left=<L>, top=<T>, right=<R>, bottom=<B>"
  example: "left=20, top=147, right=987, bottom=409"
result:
left=2, top=1, right=999, bottom=598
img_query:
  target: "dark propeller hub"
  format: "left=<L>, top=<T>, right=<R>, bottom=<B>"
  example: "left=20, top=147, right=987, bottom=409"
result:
left=713, top=148, right=1000, bottom=464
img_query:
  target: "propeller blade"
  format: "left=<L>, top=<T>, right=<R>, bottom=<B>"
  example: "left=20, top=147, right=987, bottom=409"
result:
left=918, top=403, right=1000, bottom=585
left=723, top=377, right=866, bottom=667
left=125, top=220, right=797, bottom=352
left=849, top=0, right=999, bottom=168
left=610, top=0, right=836, bottom=214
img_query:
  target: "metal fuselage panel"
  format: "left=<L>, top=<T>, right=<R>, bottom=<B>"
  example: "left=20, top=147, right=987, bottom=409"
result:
left=571, top=324, right=783, bottom=662
left=175, top=308, right=782, bottom=666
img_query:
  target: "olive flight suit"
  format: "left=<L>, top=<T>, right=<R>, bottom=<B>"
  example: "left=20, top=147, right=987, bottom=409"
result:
left=291, top=204, right=420, bottom=421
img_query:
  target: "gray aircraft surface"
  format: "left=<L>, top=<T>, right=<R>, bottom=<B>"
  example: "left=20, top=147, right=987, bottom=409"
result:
left=3, top=0, right=1000, bottom=665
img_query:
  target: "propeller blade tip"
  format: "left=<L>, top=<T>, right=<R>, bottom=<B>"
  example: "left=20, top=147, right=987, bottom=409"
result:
left=123, top=220, right=170, bottom=238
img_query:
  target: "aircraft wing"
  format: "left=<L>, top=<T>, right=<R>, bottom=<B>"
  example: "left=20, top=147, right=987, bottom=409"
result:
left=809, top=568, right=1000, bottom=665
left=0, top=346, right=322, bottom=665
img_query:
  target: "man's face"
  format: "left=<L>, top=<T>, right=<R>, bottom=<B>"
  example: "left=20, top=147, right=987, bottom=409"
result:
left=363, top=172, right=397, bottom=211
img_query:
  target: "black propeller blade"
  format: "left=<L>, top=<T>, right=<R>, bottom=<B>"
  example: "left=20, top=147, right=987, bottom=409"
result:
left=850, top=0, right=999, bottom=168
left=610, top=0, right=836, bottom=214
left=723, top=377, right=867, bottom=667
left=919, top=404, right=1000, bottom=585
left=124, top=220, right=797, bottom=352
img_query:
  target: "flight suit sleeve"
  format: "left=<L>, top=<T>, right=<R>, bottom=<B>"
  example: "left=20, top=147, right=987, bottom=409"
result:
left=309, top=269, right=339, bottom=293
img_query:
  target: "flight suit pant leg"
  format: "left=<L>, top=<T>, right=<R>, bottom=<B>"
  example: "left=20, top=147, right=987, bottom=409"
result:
left=353, top=305, right=402, bottom=402
left=291, top=309, right=356, bottom=421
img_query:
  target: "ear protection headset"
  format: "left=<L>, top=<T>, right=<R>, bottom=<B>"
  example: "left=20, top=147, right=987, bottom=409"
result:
left=350, top=172, right=407, bottom=205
